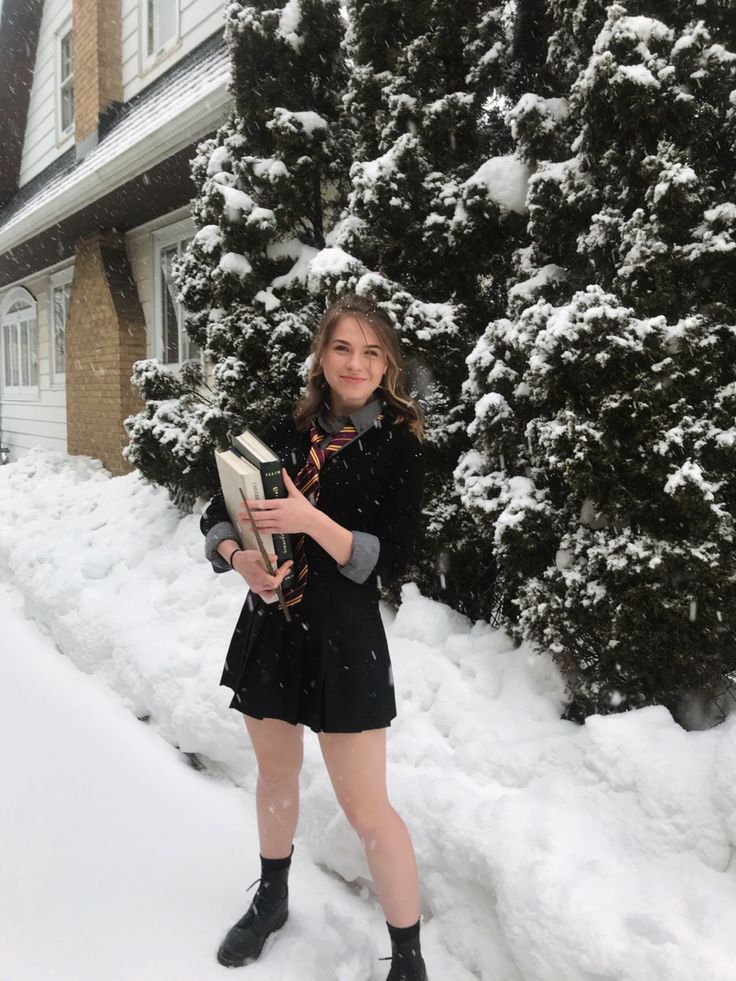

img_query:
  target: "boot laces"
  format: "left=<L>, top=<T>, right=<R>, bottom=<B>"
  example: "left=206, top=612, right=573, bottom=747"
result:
left=378, top=946, right=425, bottom=979
left=236, top=876, right=278, bottom=924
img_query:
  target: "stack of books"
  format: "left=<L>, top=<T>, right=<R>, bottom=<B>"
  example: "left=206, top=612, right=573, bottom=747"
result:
left=215, top=429, right=296, bottom=603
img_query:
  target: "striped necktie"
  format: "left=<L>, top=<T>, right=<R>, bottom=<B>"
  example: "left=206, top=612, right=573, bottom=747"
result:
left=282, top=419, right=359, bottom=608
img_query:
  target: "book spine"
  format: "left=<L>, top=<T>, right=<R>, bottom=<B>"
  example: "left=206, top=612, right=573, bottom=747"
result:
left=259, top=459, right=295, bottom=589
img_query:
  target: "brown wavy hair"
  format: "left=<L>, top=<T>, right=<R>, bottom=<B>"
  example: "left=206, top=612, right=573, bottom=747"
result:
left=293, top=294, right=424, bottom=440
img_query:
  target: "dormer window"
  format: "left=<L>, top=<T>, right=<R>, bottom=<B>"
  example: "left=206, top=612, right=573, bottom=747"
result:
left=143, top=0, right=179, bottom=67
left=57, top=26, right=74, bottom=139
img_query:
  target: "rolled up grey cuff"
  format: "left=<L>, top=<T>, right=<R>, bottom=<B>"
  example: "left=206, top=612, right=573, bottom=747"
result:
left=337, top=530, right=380, bottom=584
left=205, top=521, right=240, bottom=574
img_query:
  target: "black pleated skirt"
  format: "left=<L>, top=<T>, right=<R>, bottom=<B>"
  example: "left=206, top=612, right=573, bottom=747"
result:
left=219, top=566, right=397, bottom=733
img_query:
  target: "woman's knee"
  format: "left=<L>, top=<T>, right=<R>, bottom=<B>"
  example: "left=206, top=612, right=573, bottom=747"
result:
left=257, top=759, right=301, bottom=788
left=339, top=798, right=393, bottom=842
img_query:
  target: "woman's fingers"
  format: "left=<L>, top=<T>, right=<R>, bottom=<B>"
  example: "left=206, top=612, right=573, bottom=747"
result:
left=251, top=559, right=293, bottom=592
left=239, top=501, right=274, bottom=524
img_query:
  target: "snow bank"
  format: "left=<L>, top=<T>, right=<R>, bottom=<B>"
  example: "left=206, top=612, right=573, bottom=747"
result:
left=2, top=449, right=736, bottom=980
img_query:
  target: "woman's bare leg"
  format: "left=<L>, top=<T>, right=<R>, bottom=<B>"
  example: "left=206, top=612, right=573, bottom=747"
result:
left=244, top=716, right=304, bottom=859
left=318, top=728, right=420, bottom=927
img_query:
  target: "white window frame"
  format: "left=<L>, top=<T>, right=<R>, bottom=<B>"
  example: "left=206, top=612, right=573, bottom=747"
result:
left=140, top=0, right=181, bottom=73
left=49, top=267, right=73, bottom=388
left=153, top=218, right=202, bottom=372
left=55, top=19, right=74, bottom=145
left=1, top=287, right=40, bottom=402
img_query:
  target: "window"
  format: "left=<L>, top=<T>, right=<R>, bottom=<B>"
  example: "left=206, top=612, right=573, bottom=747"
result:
left=154, top=224, right=200, bottom=368
left=1, top=288, right=39, bottom=400
left=50, top=269, right=72, bottom=386
left=57, top=26, right=74, bottom=139
left=143, top=0, right=179, bottom=64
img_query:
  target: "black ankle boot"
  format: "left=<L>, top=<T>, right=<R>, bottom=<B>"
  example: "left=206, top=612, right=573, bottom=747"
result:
left=216, top=853, right=291, bottom=968
left=381, top=921, right=428, bottom=981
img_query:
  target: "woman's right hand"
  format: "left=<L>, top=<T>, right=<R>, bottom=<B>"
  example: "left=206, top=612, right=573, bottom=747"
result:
left=232, top=549, right=294, bottom=601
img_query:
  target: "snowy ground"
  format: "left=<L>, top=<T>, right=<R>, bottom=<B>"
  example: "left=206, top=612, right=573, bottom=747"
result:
left=2, top=448, right=736, bottom=981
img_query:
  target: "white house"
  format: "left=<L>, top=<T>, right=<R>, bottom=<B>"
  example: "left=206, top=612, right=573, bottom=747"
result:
left=0, top=0, right=232, bottom=473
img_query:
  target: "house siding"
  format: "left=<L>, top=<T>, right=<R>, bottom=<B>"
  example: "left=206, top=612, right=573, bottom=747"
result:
left=19, top=0, right=74, bottom=188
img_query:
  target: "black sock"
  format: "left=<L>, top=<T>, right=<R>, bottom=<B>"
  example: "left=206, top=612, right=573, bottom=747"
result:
left=260, top=844, right=294, bottom=873
left=387, top=918, right=421, bottom=945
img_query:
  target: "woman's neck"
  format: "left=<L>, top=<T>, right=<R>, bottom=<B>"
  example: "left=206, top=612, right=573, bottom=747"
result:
left=325, top=393, right=380, bottom=421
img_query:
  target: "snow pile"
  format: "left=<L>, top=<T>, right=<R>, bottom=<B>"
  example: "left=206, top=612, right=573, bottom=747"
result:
left=2, top=449, right=736, bottom=980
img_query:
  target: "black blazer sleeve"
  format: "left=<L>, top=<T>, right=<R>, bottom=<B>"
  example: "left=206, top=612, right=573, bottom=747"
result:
left=373, top=427, right=425, bottom=589
left=200, top=487, right=229, bottom=537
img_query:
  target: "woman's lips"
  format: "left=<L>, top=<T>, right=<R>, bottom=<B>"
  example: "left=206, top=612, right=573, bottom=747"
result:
left=341, top=376, right=366, bottom=382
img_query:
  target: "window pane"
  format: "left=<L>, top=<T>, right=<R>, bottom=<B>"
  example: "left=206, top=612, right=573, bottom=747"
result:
left=10, top=325, right=19, bottom=387
left=53, top=285, right=67, bottom=376
left=19, top=321, right=28, bottom=386
left=29, top=319, right=38, bottom=387
left=61, top=83, right=74, bottom=131
left=61, top=32, right=73, bottom=80
left=147, top=0, right=155, bottom=55
left=161, top=245, right=179, bottom=364
left=182, top=329, right=201, bottom=364
left=154, top=0, right=177, bottom=51
left=3, top=325, right=11, bottom=387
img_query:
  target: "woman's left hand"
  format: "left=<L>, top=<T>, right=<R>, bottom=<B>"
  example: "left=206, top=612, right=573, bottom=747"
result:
left=239, top=468, right=315, bottom=536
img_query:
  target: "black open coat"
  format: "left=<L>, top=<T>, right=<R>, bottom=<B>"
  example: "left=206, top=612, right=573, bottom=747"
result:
left=199, top=406, right=425, bottom=732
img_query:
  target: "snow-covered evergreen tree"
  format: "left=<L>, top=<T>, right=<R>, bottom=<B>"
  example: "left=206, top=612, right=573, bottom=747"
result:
left=458, top=3, right=736, bottom=720
left=125, top=0, right=349, bottom=505
left=126, top=0, right=535, bottom=620
left=324, top=0, right=529, bottom=618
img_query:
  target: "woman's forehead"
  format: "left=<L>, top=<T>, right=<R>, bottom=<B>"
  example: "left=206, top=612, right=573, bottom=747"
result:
left=331, top=314, right=382, bottom=345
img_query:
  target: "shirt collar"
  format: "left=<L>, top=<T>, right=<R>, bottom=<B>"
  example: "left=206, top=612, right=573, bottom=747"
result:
left=317, top=395, right=384, bottom=437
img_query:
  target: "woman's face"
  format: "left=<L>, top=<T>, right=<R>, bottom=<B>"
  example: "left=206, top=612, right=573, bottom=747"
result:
left=319, top=315, right=388, bottom=416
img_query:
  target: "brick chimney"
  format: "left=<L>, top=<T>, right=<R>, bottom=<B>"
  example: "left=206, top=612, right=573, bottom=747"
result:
left=73, top=0, right=123, bottom=157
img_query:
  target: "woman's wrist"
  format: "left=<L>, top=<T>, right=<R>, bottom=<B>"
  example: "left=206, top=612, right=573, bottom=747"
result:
left=216, top=539, right=241, bottom=566
left=228, top=547, right=244, bottom=569
left=307, top=507, right=353, bottom=566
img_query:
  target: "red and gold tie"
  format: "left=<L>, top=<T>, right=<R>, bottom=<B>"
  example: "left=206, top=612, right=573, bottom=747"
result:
left=282, top=419, right=359, bottom=608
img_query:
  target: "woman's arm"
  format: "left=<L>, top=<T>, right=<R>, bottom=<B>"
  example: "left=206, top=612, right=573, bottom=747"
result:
left=313, top=428, right=425, bottom=587
left=305, top=509, right=354, bottom=567
left=365, top=431, right=425, bottom=588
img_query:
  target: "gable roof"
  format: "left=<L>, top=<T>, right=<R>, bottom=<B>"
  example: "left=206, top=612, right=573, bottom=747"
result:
left=0, top=0, right=44, bottom=207
left=0, top=29, right=231, bottom=255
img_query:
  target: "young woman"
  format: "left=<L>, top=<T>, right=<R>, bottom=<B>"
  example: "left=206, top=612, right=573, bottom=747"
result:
left=200, top=294, right=428, bottom=980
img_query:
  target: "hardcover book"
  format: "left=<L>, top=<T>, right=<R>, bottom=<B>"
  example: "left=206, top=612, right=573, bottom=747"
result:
left=214, top=428, right=296, bottom=600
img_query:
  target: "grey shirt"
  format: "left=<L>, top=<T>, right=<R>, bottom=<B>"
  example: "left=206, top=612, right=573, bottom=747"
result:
left=204, top=397, right=383, bottom=583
